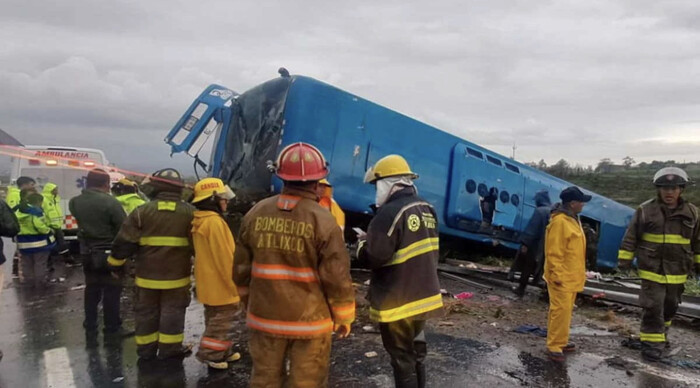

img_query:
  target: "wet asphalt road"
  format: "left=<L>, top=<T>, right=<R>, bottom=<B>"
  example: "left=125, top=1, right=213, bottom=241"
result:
left=1, top=238, right=700, bottom=387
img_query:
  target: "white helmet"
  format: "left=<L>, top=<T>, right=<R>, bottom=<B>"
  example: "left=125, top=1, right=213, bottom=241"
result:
left=652, top=167, right=690, bottom=187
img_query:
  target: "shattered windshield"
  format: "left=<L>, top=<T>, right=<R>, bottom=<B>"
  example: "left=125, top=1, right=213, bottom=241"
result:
left=219, top=77, right=292, bottom=205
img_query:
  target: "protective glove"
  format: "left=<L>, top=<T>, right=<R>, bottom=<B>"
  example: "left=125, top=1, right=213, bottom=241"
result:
left=334, top=323, right=351, bottom=339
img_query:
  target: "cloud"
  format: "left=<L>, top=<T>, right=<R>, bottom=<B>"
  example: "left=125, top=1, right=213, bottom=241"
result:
left=1, top=0, right=700, bottom=174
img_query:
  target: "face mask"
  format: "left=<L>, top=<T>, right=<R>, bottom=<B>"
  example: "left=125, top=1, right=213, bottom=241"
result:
left=375, top=176, right=415, bottom=207
left=375, top=179, right=394, bottom=208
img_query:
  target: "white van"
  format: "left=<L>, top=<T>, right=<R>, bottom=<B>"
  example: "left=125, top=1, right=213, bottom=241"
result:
left=8, top=145, right=113, bottom=240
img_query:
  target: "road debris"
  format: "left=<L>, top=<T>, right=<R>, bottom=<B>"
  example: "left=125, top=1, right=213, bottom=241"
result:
left=513, top=324, right=547, bottom=337
left=364, top=351, right=378, bottom=358
left=455, top=292, right=474, bottom=300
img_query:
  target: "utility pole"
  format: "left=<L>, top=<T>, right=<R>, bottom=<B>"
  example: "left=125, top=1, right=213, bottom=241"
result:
left=511, top=143, right=517, bottom=160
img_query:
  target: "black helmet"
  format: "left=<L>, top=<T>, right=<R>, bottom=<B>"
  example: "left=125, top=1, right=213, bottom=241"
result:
left=142, top=168, right=184, bottom=196
left=652, top=167, right=690, bottom=187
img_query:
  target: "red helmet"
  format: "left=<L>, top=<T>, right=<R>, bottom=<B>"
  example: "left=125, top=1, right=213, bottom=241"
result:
left=274, top=142, right=329, bottom=182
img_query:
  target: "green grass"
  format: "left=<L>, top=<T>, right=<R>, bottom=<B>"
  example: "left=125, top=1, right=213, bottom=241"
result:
left=547, top=166, right=700, bottom=207
left=685, top=278, right=700, bottom=296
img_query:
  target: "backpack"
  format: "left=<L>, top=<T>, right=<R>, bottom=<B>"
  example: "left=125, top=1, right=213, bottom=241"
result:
left=0, top=201, right=20, bottom=237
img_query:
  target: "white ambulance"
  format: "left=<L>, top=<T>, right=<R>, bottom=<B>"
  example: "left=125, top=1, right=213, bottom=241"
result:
left=8, top=145, right=115, bottom=241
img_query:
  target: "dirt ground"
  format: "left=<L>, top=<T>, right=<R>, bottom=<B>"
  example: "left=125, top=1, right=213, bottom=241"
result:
left=316, top=270, right=700, bottom=388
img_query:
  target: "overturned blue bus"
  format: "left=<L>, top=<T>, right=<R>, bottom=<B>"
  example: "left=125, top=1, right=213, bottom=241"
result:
left=164, top=71, right=634, bottom=270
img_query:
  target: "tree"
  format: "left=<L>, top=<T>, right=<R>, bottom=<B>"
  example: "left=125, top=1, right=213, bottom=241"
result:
left=549, top=159, right=570, bottom=177
left=622, top=156, right=635, bottom=168
left=537, top=159, right=547, bottom=170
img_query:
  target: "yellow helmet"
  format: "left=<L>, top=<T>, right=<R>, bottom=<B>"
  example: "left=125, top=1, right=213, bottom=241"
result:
left=192, top=178, right=235, bottom=203
left=118, top=178, right=137, bottom=187
left=364, top=154, right=418, bottom=184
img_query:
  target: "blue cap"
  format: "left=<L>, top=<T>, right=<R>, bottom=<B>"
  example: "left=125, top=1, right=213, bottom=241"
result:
left=560, top=186, right=592, bottom=203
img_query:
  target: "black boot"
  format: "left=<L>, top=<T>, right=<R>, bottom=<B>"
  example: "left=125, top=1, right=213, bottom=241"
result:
left=416, top=364, right=426, bottom=388
left=642, top=347, right=662, bottom=362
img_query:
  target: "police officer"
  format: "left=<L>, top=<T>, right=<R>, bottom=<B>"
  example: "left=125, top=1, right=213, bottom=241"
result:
left=618, top=167, right=700, bottom=361
left=109, top=168, right=195, bottom=360
left=234, top=142, right=355, bottom=387
left=69, top=169, right=128, bottom=339
left=112, top=178, right=146, bottom=215
left=7, top=176, right=36, bottom=278
left=357, top=154, right=443, bottom=388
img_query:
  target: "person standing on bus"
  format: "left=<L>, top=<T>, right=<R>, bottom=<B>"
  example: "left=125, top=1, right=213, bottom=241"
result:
left=16, top=191, right=55, bottom=287
left=317, top=179, right=345, bottom=234
left=6, top=177, right=36, bottom=278
left=112, top=179, right=146, bottom=215
left=69, top=169, right=129, bottom=341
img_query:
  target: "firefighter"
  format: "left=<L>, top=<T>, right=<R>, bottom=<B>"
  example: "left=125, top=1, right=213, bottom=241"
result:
left=16, top=191, right=55, bottom=287
left=618, top=167, right=700, bottom=361
left=543, top=186, right=590, bottom=362
left=108, top=168, right=195, bottom=360
left=317, top=179, right=345, bottom=233
left=70, top=169, right=129, bottom=340
left=7, top=176, right=35, bottom=278
left=112, top=178, right=146, bottom=215
left=234, top=142, right=355, bottom=387
left=190, top=177, right=241, bottom=370
left=357, top=154, right=443, bottom=388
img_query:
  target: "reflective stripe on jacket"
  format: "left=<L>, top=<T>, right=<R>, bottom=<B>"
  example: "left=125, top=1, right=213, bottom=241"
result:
left=234, top=187, right=355, bottom=339
left=111, top=192, right=194, bottom=289
left=17, top=206, right=55, bottom=253
left=618, top=198, right=700, bottom=284
left=544, top=205, right=586, bottom=292
left=357, top=187, right=443, bottom=323
left=191, top=210, right=240, bottom=306
left=116, top=193, right=146, bottom=215
left=42, top=183, right=63, bottom=229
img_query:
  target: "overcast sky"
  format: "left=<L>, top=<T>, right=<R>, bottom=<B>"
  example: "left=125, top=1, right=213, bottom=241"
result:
left=1, top=0, right=699, bottom=176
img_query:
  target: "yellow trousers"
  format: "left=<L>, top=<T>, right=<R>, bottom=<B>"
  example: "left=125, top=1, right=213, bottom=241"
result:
left=546, top=288, right=577, bottom=352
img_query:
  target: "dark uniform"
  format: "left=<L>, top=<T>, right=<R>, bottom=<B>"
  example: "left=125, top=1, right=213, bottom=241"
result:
left=358, top=186, right=443, bottom=388
left=618, top=198, right=700, bottom=351
left=109, top=191, right=194, bottom=359
left=69, top=188, right=126, bottom=334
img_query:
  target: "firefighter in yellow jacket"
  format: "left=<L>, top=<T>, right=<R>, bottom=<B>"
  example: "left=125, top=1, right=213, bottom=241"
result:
left=108, top=168, right=194, bottom=360
left=618, top=167, right=700, bottom=361
left=544, top=186, right=590, bottom=362
left=190, top=177, right=241, bottom=370
left=317, top=179, right=345, bottom=233
left=234, top=142, right=355, bottom=387
left=357, top=154, right=443, bottom=388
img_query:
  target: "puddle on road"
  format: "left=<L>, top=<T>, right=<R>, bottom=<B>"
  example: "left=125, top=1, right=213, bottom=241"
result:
left=425, top=332, right=700, bottom=388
